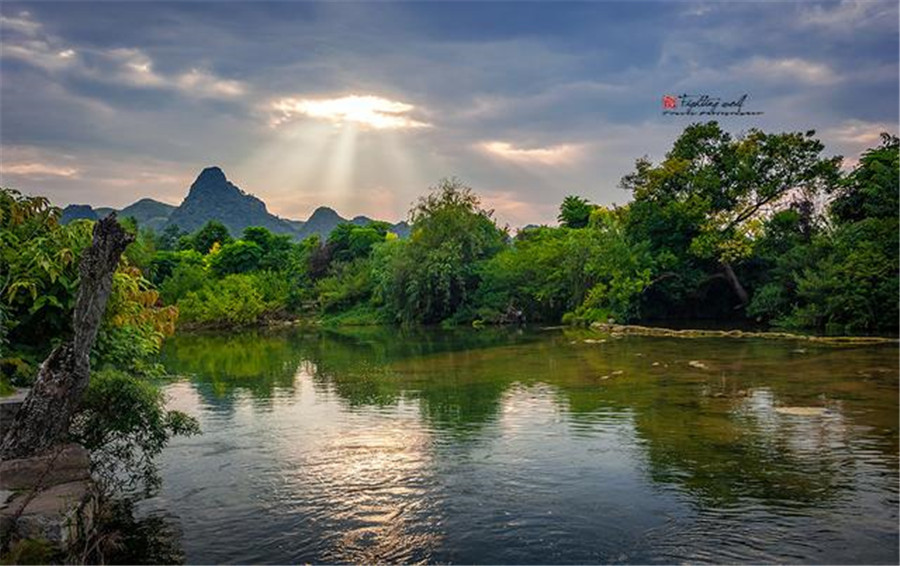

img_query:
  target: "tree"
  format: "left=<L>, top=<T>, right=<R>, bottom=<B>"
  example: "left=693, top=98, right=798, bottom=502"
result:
left=558, top=195, right=593, bottom=229
left=1, top=216, right=134, bottom=459
left=377, top=178, right=507, bottom=324
left=191, top=220, right=232, bottom=254
left=622, top=122, right=840, bottom=310
left=156, top=224, right=187, bottom=251
left=830, top=133, right=899, bottom=224
left=210, top=240, right=263, bottom=276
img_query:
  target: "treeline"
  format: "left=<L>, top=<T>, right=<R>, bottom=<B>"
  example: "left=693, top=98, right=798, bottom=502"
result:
left=2, top=123, right=897, bottom=369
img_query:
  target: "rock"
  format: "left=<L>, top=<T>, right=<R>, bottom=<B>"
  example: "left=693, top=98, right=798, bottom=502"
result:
left=688, top=360, right=709, bottom=370
left=0, top=480, right=95, bottom=545
left=774, top=406, right=828, bottom=417
left=0, top=388, right=29, bottom=432
left=651, top=362, right=660, bottom=367
left=0, top=444, right=95, bottom=548
left=0, top=444, right=91, bottom=490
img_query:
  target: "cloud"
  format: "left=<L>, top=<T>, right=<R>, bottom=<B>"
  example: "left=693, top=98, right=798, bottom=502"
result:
left=0, top=12, right=245, bottom=100
left=740, top=56, right=838, bottom=86
left=799, top=0, right=897, bottom=32
left=97, top=48, right=246, bottom=99
left=0, top=13, right=41, bottom=36
left=270, top=95, right=431, bottom=130
left=821, top=119, right=899, bottom=169
left=825, top=119, right=895, bottom=146
left=0, top=161, right=79, bottom=178
left=176, top=69, right=245, bottom=98
left=479, top=141, right=582, bottom=165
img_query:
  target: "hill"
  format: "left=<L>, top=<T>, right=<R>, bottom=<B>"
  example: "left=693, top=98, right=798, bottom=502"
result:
left=60, top=166, right=410, bottom=239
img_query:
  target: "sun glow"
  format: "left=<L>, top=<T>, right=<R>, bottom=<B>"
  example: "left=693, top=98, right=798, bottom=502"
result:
left=271, top=95, right=431, bottom=130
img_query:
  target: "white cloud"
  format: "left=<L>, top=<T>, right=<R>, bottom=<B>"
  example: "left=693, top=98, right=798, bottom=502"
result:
left=799, top=0, right=897, bottom=31
left=479, top=140, right=583, bottom=165
left=270, top=94, right=431, bottom=129
left=0, top=13, right=41, bottom=36
left=0, top=162, right=79, bottom=178
left=825, top=119, right=895, bottom=146
left=0, top=13, right=245, bottom=100
left=740, top=56, right=838, bottom=86
left=176, top=69, right=245, bottom=98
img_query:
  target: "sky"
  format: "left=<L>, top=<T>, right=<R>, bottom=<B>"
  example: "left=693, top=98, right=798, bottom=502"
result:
left=1, top=1, right=897, bottom=227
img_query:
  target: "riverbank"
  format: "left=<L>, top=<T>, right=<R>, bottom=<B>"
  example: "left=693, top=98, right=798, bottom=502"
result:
left=588, top=322, right=899, bottom=345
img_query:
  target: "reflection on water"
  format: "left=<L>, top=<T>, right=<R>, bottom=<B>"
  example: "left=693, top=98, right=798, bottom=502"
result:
left=142, top=327, right=899, bottom=564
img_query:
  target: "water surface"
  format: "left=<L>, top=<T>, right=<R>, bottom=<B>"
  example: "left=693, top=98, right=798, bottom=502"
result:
left=142, top=327, right=899, bottom=564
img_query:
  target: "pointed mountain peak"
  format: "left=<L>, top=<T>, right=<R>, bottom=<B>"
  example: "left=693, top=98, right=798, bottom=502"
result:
left=195, top=166, right=227, bottom=184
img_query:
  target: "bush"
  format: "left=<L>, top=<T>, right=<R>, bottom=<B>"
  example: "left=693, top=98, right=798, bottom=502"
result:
left=177, top=274, right=267, bottom=326
left=70, top=369, right=199, bottom=496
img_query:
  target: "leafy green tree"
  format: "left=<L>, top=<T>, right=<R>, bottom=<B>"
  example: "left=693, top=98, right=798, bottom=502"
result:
left=210, top=240, right=263, bottom=276
left=156, top=224, right=187, bottom=251
left=558, top=195, right=593, bottom=228
left=622, top=122, right=840, bottom=312
left=191, top=220, right=232, bottom=254
left=785, top=135, right=899, bottom=331
left=830, top=133, right=899, bottom=224
left=377, top=178, right=507, bottom=324
left=0, top=189, right=93, bottom=351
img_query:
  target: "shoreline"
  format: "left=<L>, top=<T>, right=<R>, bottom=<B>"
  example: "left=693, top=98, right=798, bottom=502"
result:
left=588, top=322, right=899, bottom=345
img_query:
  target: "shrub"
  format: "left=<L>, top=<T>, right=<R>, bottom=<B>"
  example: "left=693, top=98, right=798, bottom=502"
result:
left=70, top=369, right=199, bottom=496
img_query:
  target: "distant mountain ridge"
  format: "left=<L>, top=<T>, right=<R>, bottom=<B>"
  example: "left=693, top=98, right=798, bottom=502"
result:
left=60, top=166, right=410, bottom=239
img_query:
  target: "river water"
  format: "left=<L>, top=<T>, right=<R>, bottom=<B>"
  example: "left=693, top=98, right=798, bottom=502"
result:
left=140, top=327, right=899, bottom=564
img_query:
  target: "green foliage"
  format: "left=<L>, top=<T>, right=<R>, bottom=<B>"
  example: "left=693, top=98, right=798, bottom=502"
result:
left=621, top=122, right=842, bottom=318
left=177, top=274, right=268, bottom=326
left=477, top=209, right=653, bottom=324
left=377, top=178, right=507, bottom=324
left=210, top=240, right=264, bottom=276
left=558, top=195, right=593, bottom=228
left=70, top=369, right=199, bottom=496
left=316, top=257, right=375, bottom=313
left=155, top=224, right=187, bottom=251
left=327, top=221, right=390, bottom=263
left=830, top=134, right=899, bottom=224
left=0, top=189, right=93, bottom=347
left=189, top=220, right=232, bottom=254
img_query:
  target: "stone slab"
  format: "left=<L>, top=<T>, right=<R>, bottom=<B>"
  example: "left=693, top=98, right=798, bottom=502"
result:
left=0, top=444, right=91, bottom=490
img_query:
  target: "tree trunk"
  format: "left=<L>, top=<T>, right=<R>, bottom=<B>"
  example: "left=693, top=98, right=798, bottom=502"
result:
left=1, top=215, right=133, bottom=460
left=721, top=261, right=749, bottom=307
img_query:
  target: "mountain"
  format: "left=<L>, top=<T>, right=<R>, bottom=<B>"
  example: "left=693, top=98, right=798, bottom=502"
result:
left=166, top=167, right=297, bottom=236
left=61, top=200, right=174, bottom=229
left=60, top=166, right=411, bottom=239
left=60, top=204, right=98, bottom=223
left=297, top=206, right=343, bottom=238
left=120, top=198, right=176, bottom=231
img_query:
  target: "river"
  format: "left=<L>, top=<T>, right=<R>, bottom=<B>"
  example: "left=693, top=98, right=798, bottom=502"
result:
left=139, top=326, right=899, bottom=564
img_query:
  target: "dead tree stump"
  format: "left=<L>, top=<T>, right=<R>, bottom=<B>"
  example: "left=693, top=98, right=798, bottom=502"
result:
left=1, top=215, right=134, bottom=460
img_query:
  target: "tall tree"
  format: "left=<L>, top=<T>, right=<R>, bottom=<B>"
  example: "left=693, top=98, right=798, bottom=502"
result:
left=558, top=195, right=593, bottom=229
left=622, top=122, right=840, bottom=308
